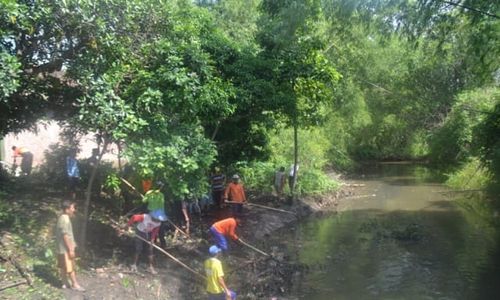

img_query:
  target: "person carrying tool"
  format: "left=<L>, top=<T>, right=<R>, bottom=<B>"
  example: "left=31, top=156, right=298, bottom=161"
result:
left=223, top=174, right=246, bottom=215
left=204, top=245, right=236, bottom=300
left=11, top=145, right=33, bottom=175
left=125, top=209, right=167, bottom=274
left=209, top=217, right=241, bottom=251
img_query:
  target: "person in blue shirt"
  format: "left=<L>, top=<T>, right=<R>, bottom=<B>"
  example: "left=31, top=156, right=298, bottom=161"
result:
left=66, top=149, right=80, bottom=200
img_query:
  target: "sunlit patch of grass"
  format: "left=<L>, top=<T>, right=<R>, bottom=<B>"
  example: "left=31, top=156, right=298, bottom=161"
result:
left=446, top=158, right=492, bottom=190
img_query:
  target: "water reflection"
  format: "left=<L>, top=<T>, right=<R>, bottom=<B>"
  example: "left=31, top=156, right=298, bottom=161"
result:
left=283, top=163, right=500, bottom=300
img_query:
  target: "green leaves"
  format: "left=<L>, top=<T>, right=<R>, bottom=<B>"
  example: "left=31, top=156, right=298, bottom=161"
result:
left=0, top=50, right=20, bottom=102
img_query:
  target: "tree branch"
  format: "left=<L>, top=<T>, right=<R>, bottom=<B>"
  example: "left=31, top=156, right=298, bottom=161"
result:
left=440, top=0, right=500, bottom=19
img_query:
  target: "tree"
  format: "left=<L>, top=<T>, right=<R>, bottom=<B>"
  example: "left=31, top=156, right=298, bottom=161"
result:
left=64, top=0, right=236, bottom=251
left=257, top=0, right=341, bottom=198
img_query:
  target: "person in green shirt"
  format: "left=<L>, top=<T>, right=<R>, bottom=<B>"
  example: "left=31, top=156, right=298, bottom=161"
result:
left=142, top=181, right=165, bottom=212
left=143, top=181, right=169, bottom=247
left=204, top=245, right=236, bottom=300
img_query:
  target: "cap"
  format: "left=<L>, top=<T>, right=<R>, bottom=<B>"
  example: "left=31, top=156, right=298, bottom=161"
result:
left=209, top=245, right=221, bottom=255
left=150, top=209, right=167, bottom=221
left=232, top=174, right=240, bottom=180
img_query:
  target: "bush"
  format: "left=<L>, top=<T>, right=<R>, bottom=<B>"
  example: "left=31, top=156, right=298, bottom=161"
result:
left=229, top=160, right=339, bottom=196
left=428, top=87, right=499, bottom=167
left=473, top=95, right=500, bottom=187
left=295, top=168, right=339, bottom=195
left=0, top=192, right=14, bottom=227
left=228, top=161, right=275, bottom=192
left=446, top=158, right=492, bottom=190
left=38, top=143, right=73, bottom=187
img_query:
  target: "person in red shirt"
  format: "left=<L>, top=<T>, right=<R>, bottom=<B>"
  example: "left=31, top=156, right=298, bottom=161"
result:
left=224, top=174, right=246, bottom=215
left=209, top=217, right=241, bottom=251
left=125, top=209, right=166, bottom=274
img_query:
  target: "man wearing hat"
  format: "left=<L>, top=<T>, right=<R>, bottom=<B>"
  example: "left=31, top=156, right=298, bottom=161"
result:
left=223, top=174, right=246, bottom=215
left=126, top=208, right=167, bottom=274
left=204, top=245, right=236, bottom=300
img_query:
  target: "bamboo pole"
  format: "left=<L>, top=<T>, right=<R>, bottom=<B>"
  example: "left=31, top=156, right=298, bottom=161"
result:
left=225, top=201, right=296, bottom=215
left=238, top=238, right=270, bottom=257
left=110, top=219, right=205, bottom=280
left=119, top=177, right=189, bottom=237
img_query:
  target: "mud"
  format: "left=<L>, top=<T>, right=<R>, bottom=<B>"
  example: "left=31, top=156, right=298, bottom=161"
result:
left=0, top=183, right=354, bottom=300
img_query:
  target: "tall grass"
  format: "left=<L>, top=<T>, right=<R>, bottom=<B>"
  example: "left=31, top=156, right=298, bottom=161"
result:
left=446, top=158, right=492, bottom=190
left=229, top=127, right=340, bottom=196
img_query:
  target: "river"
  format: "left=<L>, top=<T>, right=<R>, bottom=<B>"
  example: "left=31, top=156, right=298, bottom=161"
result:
left=283, top=163, right=500, bottom=300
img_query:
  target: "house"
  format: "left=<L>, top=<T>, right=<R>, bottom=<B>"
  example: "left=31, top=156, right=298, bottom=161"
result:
left=0, top=121, right=120, bottom=170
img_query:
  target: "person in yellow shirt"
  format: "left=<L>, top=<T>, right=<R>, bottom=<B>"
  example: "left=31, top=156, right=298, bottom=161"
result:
left=204, top=245, right=236, bottom=300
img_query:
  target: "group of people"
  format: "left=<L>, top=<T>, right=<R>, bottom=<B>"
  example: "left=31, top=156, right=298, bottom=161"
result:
left=123, top=171, right=247, bottom=299
left=272, top=164, right=299, bottom=200
left=55, top=163, right=298, bottom=298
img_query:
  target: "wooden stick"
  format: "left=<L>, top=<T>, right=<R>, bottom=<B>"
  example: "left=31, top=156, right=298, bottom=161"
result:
left=166, top=219, right=189, bottom=237
left=6, top=256, right=32, bottom=286
left=225, top=201, right=296, bottom=215
left=135, top=228, right=205, bottom=279
left=435, top=189, right=484, bottom=194
left=111, top=219, right=205, bottom=280
left=238, top=238, right=270, bottom=257
left=120, top=177, right=141, bottom=195
left=0, top=280, right=28, bottom=291
left=119, top=177, right=189, bottom=237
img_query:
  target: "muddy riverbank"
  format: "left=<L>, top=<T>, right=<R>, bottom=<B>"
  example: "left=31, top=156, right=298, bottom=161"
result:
left=0, top=180, right=355, bottom=300
left=67, top=191, right=354, bottom=300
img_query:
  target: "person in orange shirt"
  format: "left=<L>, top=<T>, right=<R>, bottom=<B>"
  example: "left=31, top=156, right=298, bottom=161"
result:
left=141, top=178, right=153, bottom=193
left=224, top=174, right=246, bottom=215
left=209, top=217, right=241, bottom=251
left=11, top=146, right=33, bottom=175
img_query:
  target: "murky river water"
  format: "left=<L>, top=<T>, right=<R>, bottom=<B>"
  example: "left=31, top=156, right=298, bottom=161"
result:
left=284, top=163, right=500, bottom=300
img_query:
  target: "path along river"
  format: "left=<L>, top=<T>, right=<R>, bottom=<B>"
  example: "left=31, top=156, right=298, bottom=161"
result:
left=279, top=163, right=500, bottom=300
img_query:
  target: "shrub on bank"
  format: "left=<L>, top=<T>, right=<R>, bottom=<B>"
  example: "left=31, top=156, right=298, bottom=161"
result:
left=229, top=160, right=339, bottom=196
left=446, top=158, right=492, bottom=190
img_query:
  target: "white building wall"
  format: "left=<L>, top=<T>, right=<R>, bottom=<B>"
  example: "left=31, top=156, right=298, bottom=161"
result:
left=1, top=121, right=121, bottom=168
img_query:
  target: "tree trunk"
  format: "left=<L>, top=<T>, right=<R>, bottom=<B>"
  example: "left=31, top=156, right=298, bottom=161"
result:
left=292, top=121, right=298, bottom=202
left=80, top=138, right=109, bottom=254
left=117, top=142, right=123, bottom=173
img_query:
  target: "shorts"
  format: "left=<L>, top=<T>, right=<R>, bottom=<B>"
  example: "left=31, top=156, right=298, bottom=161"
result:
left=57, top=252, right=75, bottom=274
left=134, top=230, right=154, bottom=256
left=210, top=226, right=228, bottom=251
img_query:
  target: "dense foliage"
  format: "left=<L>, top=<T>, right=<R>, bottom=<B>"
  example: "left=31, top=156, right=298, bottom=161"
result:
left=1, top=0, right=499, bottom=195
